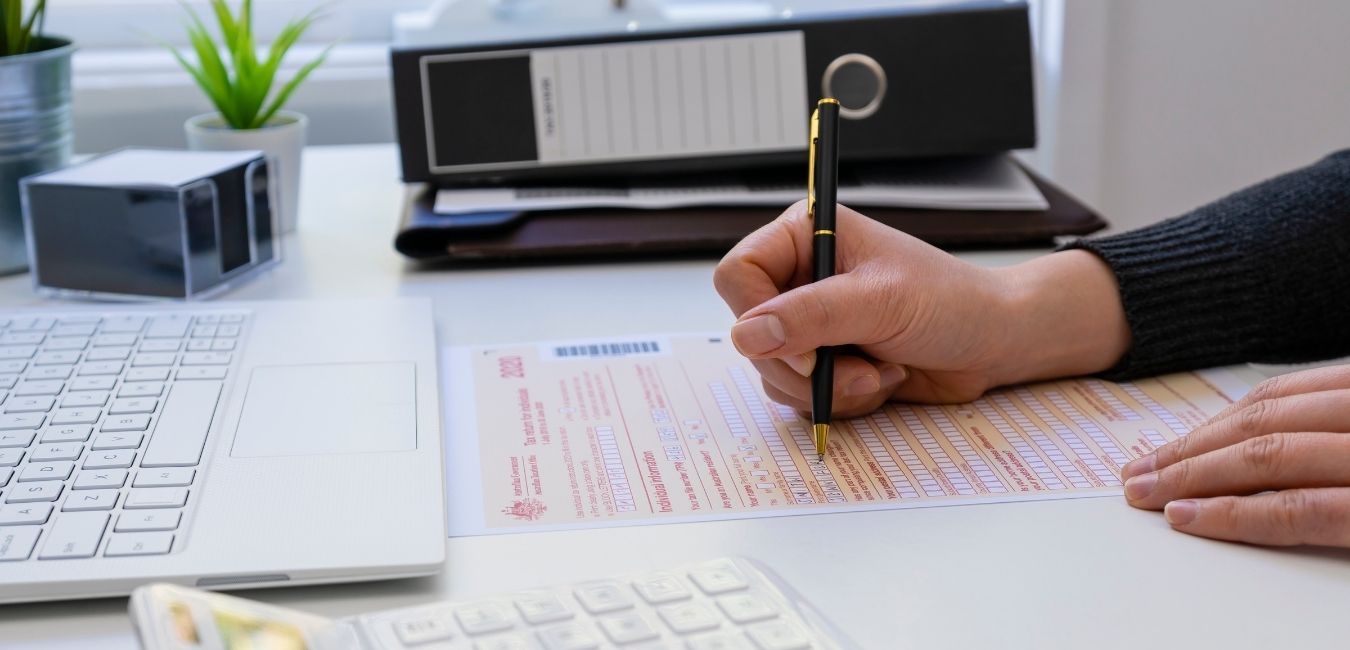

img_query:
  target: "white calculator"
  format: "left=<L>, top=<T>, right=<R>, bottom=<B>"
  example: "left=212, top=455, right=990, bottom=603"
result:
left=131, top=558, right=856, bottom=650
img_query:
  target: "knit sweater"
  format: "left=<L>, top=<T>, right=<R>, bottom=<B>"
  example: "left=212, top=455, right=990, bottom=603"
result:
left=1060, top=149, right=1350, bottom=380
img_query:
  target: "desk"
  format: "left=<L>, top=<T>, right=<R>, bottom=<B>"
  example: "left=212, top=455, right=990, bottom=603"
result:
left=1, top=145, right=1347, bottom=650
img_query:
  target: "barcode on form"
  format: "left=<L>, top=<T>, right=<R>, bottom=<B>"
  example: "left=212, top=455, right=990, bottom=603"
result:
left=546, top=340, right=665, bottom=360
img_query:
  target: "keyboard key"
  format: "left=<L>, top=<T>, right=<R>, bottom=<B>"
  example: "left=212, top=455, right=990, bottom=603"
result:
left=14, top=380, right=63, bottom=396
left=514, top=594, right=574, bottom=624
left=193, top=314, right=222, bottom=324
left=138, top=340, right=182, bottom=353
left=1, top=333, right=44, bottom=345
left=0, top=467, right=9, bottom=487
left=687, top=633, right=755, bottom=650
left=10, top=317, right=54, bottom=332
left=7, top=481, right=62, bottom=503
left=115, top=509, right=180, bottom=532
left=102, top=414, right=152, bottom=432
left=62, top=393, right=107, bottom=408
left=186, top=339, right=213, bottom=352
left=689, top=565, right=750, bottom=594
left=5, top=396, right=55, bottom=413
left=0, top=361, right=24, bottom=373
left=633, top=574, right=692, bottom=604
left=30, top=443, right=83, bottom=462
left=141, top=381, right=221, bottom=467
left=216, top=324, right=241, bottom=337
left=0, top=430, right=34, bottom=448
left=573, top=583, right=634, bottom=614
left=33, top=351, right=80, bottom=365
left=78, top=360, right=125, bottom=374
left=50, top=323, right=97, bottom=337
left=73, top=469, right=127, bottom=490
left=745, top=621, right=811, bottom=650
left=0, top=527, right=41, bottom=561
left=220, top=313, right=245, bottom=323
left=597, top=613, right=658, bottom=644
left=51, top=408, right=100, bottom=425
left=0, top=413, right=44, bottom=430
left=84, top=347, right=132, bottom=362
left=211, top=339, right=236, bottom=351
left=42, top=337, right=88, bottom=351
left=132, top=353, right=176, bottom=367
left=92, top=333, right=137, bottom=346
left=181, top=352, right=231, bottom=366
left=105, top=532, right=175, bottom=557
left=191, top=325, right=218, bottom=338
left=92, top=432, right=144, bottom=450
left=455, top=604, right=515, bottom=635
left=42, top=425, right=93, bottom=443
left=124, top=487, right=188, bottom=509
left=62, top=489, right=119, bottom=511
left=537, top=622, right=601, bottom=650
left=19, top=462, right=74, bottom=482
left=109, top=398, right=157, bottom=415
left=127, top=369, right=170, bottom=383
left=473, top=633, right=534, bottom=650
left=0, top=345, right=37, bottom=360
left=70, top=376, right=116, bottom=391
left=29, top=366, right=73, bottom=380
left=0, top=375, right=16, bottom=390
left=145, top=316, right=190, bottom=339
left=716, top=595, right=778, bottom=624
left=393, top=613, right=456, bottom=646
left=39, top=511, right=109, bottom=559
left=84, top=450, right=136, bottom=470
left=658, top=602, right=722, bottom=634
left=0, top=448, right=24, bottom=465
left=0, top=503, right=53, bottom=525
left=133, top=468, right=195, bottom=488
left=177, top=367, right=227, bottom=381
left=119, top=382, right=164, bottom=398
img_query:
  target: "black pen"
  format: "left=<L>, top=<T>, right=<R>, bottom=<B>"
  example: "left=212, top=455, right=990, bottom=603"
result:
left=809, top=98, right=840, bottom=461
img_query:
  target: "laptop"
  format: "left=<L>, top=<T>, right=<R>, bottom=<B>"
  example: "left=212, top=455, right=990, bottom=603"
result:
left=0, top=298, right=445, bottom=603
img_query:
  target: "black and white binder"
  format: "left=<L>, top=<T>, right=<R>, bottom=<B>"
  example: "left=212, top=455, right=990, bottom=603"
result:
left=391, top=1, right=1035, bottom=185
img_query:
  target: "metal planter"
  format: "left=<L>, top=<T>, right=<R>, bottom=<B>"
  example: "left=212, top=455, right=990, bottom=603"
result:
left=0, top=36, right=73, bottom=275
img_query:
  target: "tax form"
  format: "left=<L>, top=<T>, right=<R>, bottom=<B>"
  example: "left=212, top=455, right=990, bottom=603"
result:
left=442, top=334, right=1260, bottom=535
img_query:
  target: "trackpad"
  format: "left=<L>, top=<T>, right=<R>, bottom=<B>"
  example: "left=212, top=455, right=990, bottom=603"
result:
left=230, top=363, right=417, bottom=457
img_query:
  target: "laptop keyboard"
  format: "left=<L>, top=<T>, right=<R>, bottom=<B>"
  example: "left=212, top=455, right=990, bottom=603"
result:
left=0, top=311, right=246, bottom=562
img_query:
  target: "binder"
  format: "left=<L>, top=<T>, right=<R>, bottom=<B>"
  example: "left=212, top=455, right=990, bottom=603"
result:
left=391, top=1, right=1035, bottom=186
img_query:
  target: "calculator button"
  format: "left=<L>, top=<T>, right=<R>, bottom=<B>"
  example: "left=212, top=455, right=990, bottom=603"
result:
left=658, top=602, right=722, bottom=634
left=514, top=593, right=574, bottom=624
left=573, top=582, right=634, bottom=614
left=745, top=621, right=811, bottom=650
left=536, top=622, right=601, bottom=650
left=455, top=604, right=515, bottom=635
left=393, top=614, right=456, bottom=646
left=633, top=574, right=692, bottom=604
left=715, top=595, right=778, bottom=624
left=688, top=565, right=750, bottom=595
left=598, top=612, right=659, bottom=644
left=686, top=633, right=755, bottom=650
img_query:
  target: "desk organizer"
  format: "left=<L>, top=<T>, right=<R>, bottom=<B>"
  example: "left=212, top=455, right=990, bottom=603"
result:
left=20, top=148, right=279, bottom=300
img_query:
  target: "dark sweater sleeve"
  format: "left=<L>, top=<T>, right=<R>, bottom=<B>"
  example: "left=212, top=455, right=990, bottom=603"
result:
left=1058, top=149, right=1350, bottom=380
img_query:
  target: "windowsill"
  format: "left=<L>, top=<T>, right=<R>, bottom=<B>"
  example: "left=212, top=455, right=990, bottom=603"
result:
left=73, top=42, right=392, bottom=90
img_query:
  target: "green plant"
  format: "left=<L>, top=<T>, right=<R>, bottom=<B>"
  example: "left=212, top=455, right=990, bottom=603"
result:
left=0, top=0, right=48, bottom=56
left=168, top=0, right=333, bottom=130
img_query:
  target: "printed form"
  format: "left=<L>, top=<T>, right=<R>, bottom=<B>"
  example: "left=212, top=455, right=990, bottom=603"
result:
left=443, top=334, right=1260, bottom=535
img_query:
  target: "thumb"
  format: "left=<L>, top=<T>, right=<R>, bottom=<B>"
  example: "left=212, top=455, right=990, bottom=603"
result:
left=730, top=273, right=887, bottom=359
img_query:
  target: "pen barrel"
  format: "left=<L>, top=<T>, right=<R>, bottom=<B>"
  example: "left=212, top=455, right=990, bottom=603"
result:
left=812, top=233, right=834, bottom=282
left=812, top=346, right=834, bottom=425
left=813, top=101, right=841, bottom=229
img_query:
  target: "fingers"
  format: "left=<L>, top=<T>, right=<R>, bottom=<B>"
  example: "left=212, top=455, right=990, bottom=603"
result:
left=1163, top=488, right=1350, bottom=547
left=1121, top=389, right=1350, bottom=480
left=730, top=273, right=893, bottom=358
left=714, top=200, right=812, bottom=318
left=1219, top=365, right=1350, bottom=420
left=1124, top=432, right=1350, bottom=510
left=755, top=355, right=908, bottom=417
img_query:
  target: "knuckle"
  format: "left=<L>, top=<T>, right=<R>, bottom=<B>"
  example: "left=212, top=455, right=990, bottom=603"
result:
left=1165, top=457, right=1194, bottom=492
left=1239, top=434, right=1291, bottom=477
left=1273, top=490, right=1325, bottom=545
left=1246, top=376, right=1285, bottom=405
left=1233, top=400, right=1273, bottom=438
left=1157, top=435, right=1189, bottom=466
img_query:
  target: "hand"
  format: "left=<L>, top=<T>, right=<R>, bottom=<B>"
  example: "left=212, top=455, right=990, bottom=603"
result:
left=713, top=201, right=1131, bottom=416
left=1120, top=364, right=1350, bottom=547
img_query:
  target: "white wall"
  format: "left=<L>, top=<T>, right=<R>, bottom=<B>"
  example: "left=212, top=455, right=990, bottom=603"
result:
left=1045, top=0, right=1350, bottom=232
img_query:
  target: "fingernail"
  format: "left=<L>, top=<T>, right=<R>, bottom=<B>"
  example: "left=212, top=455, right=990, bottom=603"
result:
left=783, top=353, right=815, bottom=377
left=1121, top=453, right=1156, bottom=479
left=1165, top=500, right=1198, bottom=526
left=1123, top=472, right=1157, bottom=500
left=731, top=314, right=786, bottom=355
left=845, top=374, right=881, bottom=397
left=879, top=363, right=908, bottom=386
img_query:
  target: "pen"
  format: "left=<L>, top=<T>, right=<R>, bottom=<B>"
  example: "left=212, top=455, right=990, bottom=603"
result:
left=809, top=98, right=840, bottom=461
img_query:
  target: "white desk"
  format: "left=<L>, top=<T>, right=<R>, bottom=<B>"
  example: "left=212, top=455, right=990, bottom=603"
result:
left=2, top=145, right=1347, bottom=649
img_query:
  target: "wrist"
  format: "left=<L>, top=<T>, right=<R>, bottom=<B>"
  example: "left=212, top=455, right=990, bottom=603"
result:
left=990, top=250, right=1132, bottom=386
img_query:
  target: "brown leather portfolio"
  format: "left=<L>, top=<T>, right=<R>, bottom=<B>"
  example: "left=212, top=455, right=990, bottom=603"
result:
left=394, top=168, right=1105, bottom=264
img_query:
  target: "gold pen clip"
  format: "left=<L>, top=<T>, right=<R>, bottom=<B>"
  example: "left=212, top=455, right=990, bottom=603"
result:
left=807, top=108, right=819, bottom=223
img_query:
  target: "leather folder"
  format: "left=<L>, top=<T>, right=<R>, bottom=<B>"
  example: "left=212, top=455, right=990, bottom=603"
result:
left=394, top=167, right=1106, bottom=264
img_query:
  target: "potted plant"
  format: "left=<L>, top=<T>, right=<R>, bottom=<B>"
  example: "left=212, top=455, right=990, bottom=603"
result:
left=170, top=0, right=333, bottom=234
left=0, top=0, right=73, bottom=274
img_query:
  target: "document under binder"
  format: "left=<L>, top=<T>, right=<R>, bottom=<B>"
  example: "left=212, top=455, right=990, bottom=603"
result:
left=391, top=1, right=1035, bottom=185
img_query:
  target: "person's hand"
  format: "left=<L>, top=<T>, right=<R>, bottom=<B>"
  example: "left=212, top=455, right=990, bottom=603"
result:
left=714, top=201, right=1131, bottom=416
left=1121, top=364, right=1350, bottom=547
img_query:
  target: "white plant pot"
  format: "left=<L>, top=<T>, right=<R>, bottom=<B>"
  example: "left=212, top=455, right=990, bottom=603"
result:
left=184, top=111, right=306, bottom=234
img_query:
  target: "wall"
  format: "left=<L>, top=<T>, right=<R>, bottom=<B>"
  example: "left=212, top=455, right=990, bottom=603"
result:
left=1048, top=0, right=1350, bottom=232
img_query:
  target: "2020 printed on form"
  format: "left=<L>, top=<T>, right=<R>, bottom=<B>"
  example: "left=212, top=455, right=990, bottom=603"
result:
left=442, top=334, right=1258, bottom=535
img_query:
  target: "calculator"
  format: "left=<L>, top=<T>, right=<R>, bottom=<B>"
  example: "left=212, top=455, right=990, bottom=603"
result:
left=131, top=558, right=856, bottom=650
